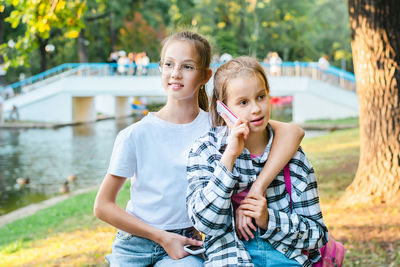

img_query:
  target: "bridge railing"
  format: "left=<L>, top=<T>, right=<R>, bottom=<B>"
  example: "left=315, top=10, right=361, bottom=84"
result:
left=260, top=62, right=356, bottom=92
left=1, top=61, right=356, bottom=100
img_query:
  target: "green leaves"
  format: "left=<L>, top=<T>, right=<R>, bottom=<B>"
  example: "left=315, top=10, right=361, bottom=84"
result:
left=2, top=0, right=87, bottom=69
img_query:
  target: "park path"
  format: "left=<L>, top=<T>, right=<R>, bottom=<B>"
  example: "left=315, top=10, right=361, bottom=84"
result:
left=0, top=186, right=98, bottom=227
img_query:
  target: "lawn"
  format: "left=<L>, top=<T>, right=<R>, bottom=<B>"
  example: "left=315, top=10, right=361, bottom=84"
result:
left=0, top=127, right=399, bottom=266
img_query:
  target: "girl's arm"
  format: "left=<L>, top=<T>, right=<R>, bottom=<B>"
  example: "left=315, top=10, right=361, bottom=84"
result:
left=94, top=174, right=202, bottom=260
left=235, top=121, right=303, bottom=238
left=187, top=133, right=243, bottom=236
left=248, top=120, right=304, bottom=196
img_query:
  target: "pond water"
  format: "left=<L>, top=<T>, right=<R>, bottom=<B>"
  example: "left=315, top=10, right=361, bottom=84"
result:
left=0, top=116, right=140, bottom=216
left=0, top=108, right=327, bottom=216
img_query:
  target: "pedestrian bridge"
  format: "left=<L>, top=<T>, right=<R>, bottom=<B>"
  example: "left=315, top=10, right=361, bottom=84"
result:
left=1, top=62, right=358, bottom=123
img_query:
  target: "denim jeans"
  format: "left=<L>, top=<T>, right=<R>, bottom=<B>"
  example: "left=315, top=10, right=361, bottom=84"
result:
left=106, top=227, right=204, bottom=267
left=243, top=232, right=301, bottom=267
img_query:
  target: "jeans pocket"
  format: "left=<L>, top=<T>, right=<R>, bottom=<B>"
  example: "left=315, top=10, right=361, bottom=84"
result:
left=116, top=230, right=134, bottom=241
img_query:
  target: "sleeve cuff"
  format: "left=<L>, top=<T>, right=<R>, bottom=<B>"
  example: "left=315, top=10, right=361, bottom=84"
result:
left=259, top=209, right=300, bottom=240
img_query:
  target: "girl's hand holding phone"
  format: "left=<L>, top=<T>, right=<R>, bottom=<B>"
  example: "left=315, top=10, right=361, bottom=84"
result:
left=217, top=100, right=248, bottom=159
left=160, top=231, right=203, bottom=260
left=224, top=115, right=249, bottom=159
left=217, top=100, right=249, bottom=171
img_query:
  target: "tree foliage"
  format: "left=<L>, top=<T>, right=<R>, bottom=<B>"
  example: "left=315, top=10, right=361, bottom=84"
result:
left=0, top=0, right=86, bottom=70
left=0, top=0, right=353, bottom=82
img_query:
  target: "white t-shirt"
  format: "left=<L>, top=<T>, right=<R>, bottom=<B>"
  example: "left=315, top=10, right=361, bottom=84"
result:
left=108, top=109, right=211, bottom=230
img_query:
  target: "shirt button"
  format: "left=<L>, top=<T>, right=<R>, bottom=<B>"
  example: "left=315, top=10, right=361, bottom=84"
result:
left=276, top=227, right=281, bottom=232
left=298, top=233, right=303, bottom=238
left=282, top=247, right=288, bottom=253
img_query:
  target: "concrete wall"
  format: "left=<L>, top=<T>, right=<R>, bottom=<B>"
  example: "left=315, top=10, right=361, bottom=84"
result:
left=115, top=96, right=132, bottom=118
left=72, top=97, right=96, bottom=123
left=268, top=77, right=359, bottom=123
left=2, top=80, right=73, bottom=123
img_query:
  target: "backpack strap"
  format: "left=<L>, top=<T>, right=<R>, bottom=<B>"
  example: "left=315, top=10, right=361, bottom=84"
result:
left=283, top=164, right=293, bottom=213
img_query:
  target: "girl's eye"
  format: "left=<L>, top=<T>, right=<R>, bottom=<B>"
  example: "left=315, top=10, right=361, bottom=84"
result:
left=239, top=100, right=248, bottom=105
left=183, top=64, right=195, bottom=70
left=258, top=94, right=266, bottom=100
left=164, top=62, right=173, bottom=68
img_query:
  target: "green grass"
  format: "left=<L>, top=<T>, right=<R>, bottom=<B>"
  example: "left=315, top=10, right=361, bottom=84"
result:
left=305, top=116, right=359, bottom=125
left=301, top=128, right=360, bottom=203
left=0, top=182, right=130, bottom=249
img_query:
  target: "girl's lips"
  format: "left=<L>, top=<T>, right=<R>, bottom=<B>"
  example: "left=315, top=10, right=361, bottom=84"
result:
left=251, top=117, right=264, bottom=126
left=169, top=83, right=184, bottom=90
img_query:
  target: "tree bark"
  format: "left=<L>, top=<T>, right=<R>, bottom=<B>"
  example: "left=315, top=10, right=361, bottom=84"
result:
left=78, top=29, right=89, bottom=62
left=110, top=11, right=117, bottom=51
left=0, top=10, right=4, bottom=64
left=37, top=36, right=48, bottom=72
left=340, top=0, right=400, bottom=205
left=238, top=0, right=246, bottom=55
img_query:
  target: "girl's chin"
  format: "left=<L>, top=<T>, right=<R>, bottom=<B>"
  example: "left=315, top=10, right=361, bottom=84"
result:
left=250, top=123, right=268, bottom=132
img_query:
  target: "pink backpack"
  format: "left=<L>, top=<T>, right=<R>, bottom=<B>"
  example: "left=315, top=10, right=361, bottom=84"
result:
left=283, top=165, right=345, bottom=267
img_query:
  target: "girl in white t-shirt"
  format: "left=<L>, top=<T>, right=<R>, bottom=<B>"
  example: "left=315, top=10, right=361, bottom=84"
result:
left=94, top=31, right=304, bottom=266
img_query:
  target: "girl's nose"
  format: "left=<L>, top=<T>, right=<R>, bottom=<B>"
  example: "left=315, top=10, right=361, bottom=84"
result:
left=171, top=66, right=182, bottom=78
left=252, top=102, right=262, bottom=114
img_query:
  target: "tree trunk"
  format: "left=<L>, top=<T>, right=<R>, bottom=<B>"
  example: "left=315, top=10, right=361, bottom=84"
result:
left=37, top=37, right=48, bottom=72
left=0, top=10, right=4, bottom=64
left=110, top=11, right=117, bottom=51
left=78, top=29, right=89, bottom=62
left=340, top=0, right=400, bottom=206
left=238, top=0, right=246, bottom=55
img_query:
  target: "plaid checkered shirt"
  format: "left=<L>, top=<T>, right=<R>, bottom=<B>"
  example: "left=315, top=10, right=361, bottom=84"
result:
left=186, top=124, right=329, bottom=266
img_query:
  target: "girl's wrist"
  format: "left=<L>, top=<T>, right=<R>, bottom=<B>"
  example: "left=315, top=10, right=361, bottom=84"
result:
left=220, top=151, right=237, bottom=171
left=224, top=144, right=241, bottom=159
left=152, top=228, right=167, bottom=245
left=248, top=183, right=266, bottom=197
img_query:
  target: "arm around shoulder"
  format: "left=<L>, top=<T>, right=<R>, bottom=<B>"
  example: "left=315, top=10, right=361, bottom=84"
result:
left=249, top=121, right=304, bottom=196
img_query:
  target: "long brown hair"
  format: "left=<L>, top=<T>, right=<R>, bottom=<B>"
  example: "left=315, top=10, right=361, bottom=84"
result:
left=160, top=31, right=211, bottom=111
left=210, top=56, right=270, bottom=127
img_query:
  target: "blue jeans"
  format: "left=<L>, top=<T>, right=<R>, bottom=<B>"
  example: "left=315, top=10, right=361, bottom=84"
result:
left=243, top=232, right=301, bottom=267
left=106, top=227, right=203, bottom=267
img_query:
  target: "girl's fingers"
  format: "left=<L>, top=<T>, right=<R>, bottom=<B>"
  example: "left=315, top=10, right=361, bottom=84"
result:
left=234, top=212, right=242, bottom=239
left=243, top=210, right=257, bottom=218
left=243, top=216, right=254, bottom=239
left=221, top=113, right=233, bottom=128
left=235, top=220, right=242, bottom=239
left=241, top=198, right=264, bottom=206
left=238, top=221, right=246, bottom=240
left=239, top=203, right=264, bottom=215
left=186, top=238, right=203, bottom=246
left=234, top=124, right=250, bottom=138
left=247, top=216, right=257, bottom=232
left=241, top=219, right=250, bottom=241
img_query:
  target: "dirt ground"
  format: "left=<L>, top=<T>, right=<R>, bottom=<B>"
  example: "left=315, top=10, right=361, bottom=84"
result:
left=322, top=202, right=400, bottom=266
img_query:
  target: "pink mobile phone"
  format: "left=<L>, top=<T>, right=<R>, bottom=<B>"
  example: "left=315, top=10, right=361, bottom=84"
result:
left=216, top=100, right=238, bottom=124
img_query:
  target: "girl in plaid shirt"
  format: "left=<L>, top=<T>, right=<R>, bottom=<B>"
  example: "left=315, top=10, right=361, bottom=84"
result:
left=187, top=56, right=328, bottom=266
left=94, top=31, right=305, bottom=267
